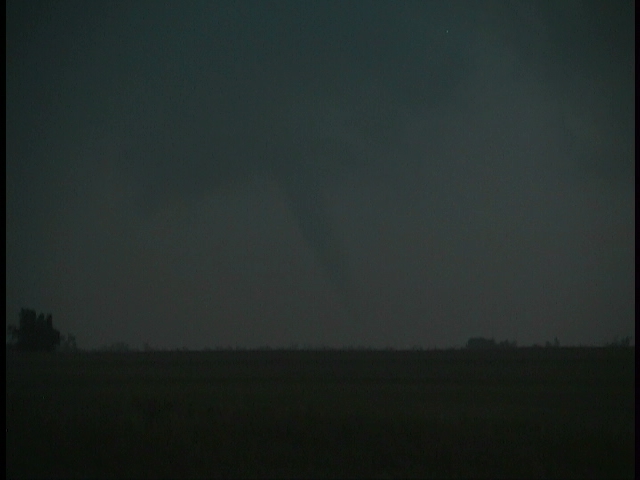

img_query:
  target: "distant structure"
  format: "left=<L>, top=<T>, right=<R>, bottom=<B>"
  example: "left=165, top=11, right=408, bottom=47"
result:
left=7, top=308, right=61, bottom=352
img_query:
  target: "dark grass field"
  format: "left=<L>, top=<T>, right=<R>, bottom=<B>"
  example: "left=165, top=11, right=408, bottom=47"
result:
left=6, top=347, right=634, bottom=479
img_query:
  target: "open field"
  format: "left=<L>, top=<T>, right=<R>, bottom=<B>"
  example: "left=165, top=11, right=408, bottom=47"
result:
left=6, top=347, right=634, bottom=478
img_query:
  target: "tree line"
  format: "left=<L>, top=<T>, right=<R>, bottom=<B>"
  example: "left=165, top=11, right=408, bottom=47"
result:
left=6, top=308, right=76, bottom=352
left=5, top=308, right=632, bottom=352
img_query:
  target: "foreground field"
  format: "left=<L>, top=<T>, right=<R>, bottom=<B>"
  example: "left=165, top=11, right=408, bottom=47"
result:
left=6, top=348, right=634, bottom=478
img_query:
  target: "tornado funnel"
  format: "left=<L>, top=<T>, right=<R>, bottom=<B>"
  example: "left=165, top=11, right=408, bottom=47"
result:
left=277, top=163, right=359, bottom=326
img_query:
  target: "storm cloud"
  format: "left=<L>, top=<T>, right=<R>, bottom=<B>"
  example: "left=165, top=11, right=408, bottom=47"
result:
left=6, top=1, right=634, bottom=349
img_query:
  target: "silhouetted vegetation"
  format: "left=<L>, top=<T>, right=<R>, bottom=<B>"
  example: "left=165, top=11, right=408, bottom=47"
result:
left=100, top=342, right=133, bottom=352
left=6, top=308, right=61, bottom=352
left=606, top=335, right=632, bottom=348
left=466, top=337, right=517, bottom=349
left=59, top=333, right=78, bottom=352
left=545, top=337, right=561, bottom=348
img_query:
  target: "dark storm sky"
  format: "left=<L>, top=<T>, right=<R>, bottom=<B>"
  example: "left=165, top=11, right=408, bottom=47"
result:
left=6, top=1, right=634, bottom=350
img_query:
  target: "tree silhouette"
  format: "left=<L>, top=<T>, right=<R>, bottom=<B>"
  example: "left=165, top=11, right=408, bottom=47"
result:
left=59, top=333, right=78, bottom=351
left=466, top=337, right=518, bottom=349
left=607, top=335, right=632, bottom=348
left=7, top=308, right=61, bottom=352
left=466, top=337, right=497, bottom=349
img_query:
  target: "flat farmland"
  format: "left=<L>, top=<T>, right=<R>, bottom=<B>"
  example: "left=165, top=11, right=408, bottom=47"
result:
left=6, top=348, right=634, bottom=478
